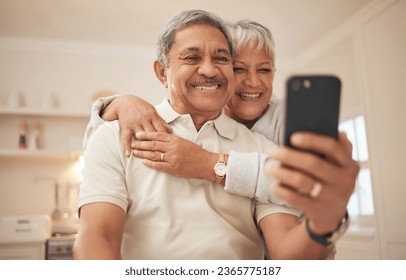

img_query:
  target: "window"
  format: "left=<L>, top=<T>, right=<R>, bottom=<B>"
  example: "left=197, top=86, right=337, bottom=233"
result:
left=339, top=116, right=374, bottom=221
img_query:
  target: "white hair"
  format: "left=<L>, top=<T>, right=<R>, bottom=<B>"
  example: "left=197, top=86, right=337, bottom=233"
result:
left=227, top=19, right=276, bottom=68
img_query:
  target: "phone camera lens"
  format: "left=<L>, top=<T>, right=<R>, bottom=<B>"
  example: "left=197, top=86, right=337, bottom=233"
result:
left=303, top=79, right=311, bottom=89
left=291, top=80, right=301, bottom=91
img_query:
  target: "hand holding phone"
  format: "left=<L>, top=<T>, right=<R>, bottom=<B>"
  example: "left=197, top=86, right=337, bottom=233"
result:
left=284, top=75, right=341, bottom=148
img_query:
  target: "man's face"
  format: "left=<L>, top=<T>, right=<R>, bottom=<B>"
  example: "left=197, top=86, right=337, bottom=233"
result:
left=162, top=24, right=235, bottom=119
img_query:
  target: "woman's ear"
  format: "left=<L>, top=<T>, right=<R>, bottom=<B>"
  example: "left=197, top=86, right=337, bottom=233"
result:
left=154, top=60, right=168, bottom=88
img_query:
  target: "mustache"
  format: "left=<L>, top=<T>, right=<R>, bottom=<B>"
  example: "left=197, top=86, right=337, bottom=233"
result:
left=190, top=78, right=226, bottom=85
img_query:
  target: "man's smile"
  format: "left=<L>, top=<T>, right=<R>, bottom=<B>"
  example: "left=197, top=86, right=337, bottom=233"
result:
left=193, top=85, right=219, bottom=90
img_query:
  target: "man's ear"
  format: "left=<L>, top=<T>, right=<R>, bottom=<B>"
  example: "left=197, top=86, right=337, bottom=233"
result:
left=154, top=60, right=168, bottom=88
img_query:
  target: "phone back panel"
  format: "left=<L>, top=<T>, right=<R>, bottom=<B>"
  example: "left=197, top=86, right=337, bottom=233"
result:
left=284, top=75, right=341, bottom=148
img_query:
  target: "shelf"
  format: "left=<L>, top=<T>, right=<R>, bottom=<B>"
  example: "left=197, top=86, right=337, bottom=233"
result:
left=0, top=107, right=87, bottom=161
left=0, top=149, right=83, bottom=160
left=0, top=107, right=89, bottom=118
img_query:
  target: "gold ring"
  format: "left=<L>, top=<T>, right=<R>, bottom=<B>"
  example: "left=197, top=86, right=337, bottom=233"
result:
left=160, top=152, right=164, bottom=162
left=310, top=182, right=323, bottom=198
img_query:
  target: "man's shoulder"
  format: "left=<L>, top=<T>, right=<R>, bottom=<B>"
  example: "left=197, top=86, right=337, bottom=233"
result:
left=89, top=120, right=121, bottom=145
left=97, top=120, right=120, bottom=133
left=85, top=119, right=126, bottom=163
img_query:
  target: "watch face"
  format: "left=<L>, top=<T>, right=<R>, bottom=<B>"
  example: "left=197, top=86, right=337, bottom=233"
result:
left=214, top=162, right=227, bottom=176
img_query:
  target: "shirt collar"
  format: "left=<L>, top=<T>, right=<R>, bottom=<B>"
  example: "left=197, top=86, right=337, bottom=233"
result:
left=156, top=98, right=237, bottom=140
left=155, top=98, right=181, bottom=124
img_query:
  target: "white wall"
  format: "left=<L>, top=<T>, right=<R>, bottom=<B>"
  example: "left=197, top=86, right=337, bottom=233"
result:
left=0, top=38, right=166, bottom=111
left=279, top=0, right=406, bottom=259
left=356, top=0, right=406, bottom=259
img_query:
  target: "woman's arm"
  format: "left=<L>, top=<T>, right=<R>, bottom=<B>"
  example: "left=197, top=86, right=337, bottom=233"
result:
left=131, top=131, right=281, bottom=204
left=85, top=95, right=277, bottom=202
left=83, top=94, right=172, bottom=154
left=131, top=131, right=221, bottom=183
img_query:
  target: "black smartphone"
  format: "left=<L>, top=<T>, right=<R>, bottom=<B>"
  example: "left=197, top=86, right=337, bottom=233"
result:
left=284, top=75, right=341, bottom=148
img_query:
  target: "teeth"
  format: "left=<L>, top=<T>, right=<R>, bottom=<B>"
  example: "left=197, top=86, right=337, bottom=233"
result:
left=194, top=85, right=219, bottom=90
left=237, top=92, right=261, bottom=99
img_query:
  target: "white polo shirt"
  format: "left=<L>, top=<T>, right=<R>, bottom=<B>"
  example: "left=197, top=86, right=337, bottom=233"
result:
left=78, top=99, right=300, bottom=259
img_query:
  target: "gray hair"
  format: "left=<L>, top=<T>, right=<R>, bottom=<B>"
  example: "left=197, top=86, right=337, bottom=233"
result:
left=227, top=19, right=276, bottom=68
left=157, top=9, right=234, bottom=66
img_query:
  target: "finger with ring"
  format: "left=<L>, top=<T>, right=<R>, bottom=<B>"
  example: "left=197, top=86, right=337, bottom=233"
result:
left=160, top=152, right=165, bottom=162
left=309, top=182, right=323, bottom=198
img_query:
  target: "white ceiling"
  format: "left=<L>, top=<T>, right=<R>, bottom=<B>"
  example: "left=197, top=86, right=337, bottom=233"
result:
left=0, top=0, right=373, bottom=61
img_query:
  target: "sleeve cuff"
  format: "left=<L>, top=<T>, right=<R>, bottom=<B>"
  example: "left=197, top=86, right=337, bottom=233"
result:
left=224, top=151, right=259, bottom=199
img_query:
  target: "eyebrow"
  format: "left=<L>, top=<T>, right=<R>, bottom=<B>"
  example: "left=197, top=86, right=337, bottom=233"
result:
left=179, top=47, right=231, bottom=56
left=234, top=60, right=273, bottom=66
left=217, top=48, right=231, bottom=56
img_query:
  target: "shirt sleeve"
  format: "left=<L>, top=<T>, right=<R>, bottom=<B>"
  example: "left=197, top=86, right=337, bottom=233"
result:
left=255, top=153, right=275, bottom=203
left=78, top=121, right=129, bottom=213
left=82, top=95, right=120, bottom=150
left=224, top=151, right=275, bottom=203
left=224, top=151, right=277, bottom=203
left=224, top=100, right=288, bottom=203
left=255, top=200, right=302, bottom=224
left=224, top=151, right=258, bottom=199
left=225, top=151, right=295, bottom=204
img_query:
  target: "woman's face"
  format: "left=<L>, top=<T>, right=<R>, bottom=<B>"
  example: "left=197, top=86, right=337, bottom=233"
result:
left=225, top=42, right=275, bottom=126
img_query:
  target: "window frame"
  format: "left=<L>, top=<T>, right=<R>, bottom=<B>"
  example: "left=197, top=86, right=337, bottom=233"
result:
left=339, top=115, right=375, bottom=227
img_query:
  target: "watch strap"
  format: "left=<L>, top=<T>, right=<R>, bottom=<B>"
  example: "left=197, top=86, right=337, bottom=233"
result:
left=215, top=153, right=226, bottom=184
left=305, top=211, right=349, bottom=247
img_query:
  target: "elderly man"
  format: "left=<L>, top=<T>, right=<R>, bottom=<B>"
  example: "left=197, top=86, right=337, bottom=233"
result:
left=74, top=10, right=356, bottom=260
